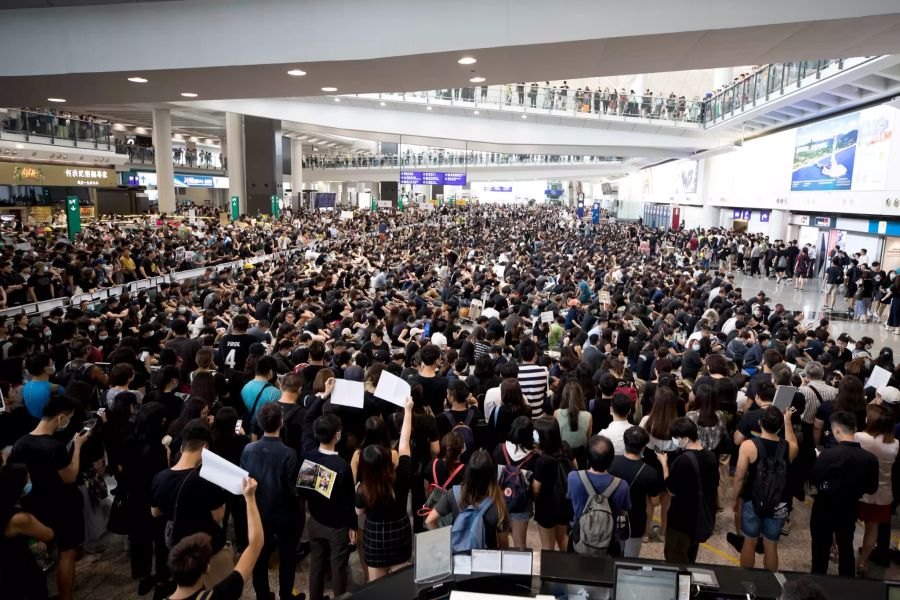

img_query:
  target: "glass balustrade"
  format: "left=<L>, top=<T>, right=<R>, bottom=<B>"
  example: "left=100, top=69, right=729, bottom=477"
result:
left=116, top=144, right=225, bottom=170
left=0, top=109, right=112, bottom=149
left=301, top=152, right=623, bottom=170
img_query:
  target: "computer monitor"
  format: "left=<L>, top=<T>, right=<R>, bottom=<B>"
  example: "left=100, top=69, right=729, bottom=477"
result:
left=887, top=581, right=900, bottom=600
left=614, top=563, right=679, bottom=600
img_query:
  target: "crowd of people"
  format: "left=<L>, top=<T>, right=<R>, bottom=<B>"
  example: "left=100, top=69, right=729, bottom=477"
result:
left=301, top=150, right=618, bottom=170
left=0, top=205, right=898, bottom=600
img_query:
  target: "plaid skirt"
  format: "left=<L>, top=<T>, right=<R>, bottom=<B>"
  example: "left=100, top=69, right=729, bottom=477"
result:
left=363, top=515, right=412, bottom=568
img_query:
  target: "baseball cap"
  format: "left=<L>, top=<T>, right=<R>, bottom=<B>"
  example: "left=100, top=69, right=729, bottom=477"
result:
left=877, top=386, right=900, bottom=405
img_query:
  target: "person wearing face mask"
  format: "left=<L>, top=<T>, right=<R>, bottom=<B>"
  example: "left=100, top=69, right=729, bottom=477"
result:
left=10, top=395, right=91, bottom=600
left=0, top=463, right=56, bottom=600
left=22, top=353, right=61, bottom=420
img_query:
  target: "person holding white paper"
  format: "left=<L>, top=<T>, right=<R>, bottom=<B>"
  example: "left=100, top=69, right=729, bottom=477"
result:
left=356, top=396, right=414, bottom=580
left=151, top=420, right=230, bottom=588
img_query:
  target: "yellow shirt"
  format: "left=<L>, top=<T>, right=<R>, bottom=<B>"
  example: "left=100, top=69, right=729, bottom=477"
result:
left=120, top=256, right=135, bottom=272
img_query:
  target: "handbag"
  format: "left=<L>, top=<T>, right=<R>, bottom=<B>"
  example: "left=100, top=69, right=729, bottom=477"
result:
left=164, top=469, right=196, bottom=548
left=106, top=488, right=130, bottom=535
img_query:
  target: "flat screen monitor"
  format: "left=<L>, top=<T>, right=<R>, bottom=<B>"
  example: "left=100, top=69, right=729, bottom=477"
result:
left=614, top=563, right=679, bottom=600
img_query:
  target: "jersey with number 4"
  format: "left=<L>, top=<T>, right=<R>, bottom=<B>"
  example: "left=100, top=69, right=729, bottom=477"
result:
left=219, top=333, right=256, bottom=372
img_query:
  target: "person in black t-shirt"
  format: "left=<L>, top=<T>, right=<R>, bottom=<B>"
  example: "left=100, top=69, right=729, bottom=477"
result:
left=164, top=477, right=263, bottom=600
left=151, top=420, right=229, bottom=589
left=608, top=426, right=663, bottom=558
left=218, top=315, right=256, bottom=373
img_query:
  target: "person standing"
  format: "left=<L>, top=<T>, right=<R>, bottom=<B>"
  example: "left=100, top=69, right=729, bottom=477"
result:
left=9, top=396, right=89, bottom=600
left=809, top=411, right=879, bottom=577
left=732, top=407, right=798, bottom=571
left=608, top=427, right=663, bottom=558
left=656, top=418, right=719, bottom=564
left=240, top=403, right=301, bottom=600
left=517, top=340, right=549, bottom=419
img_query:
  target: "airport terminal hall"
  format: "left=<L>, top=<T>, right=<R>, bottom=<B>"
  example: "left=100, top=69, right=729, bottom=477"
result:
left=6, top=2, right=900, bottom=600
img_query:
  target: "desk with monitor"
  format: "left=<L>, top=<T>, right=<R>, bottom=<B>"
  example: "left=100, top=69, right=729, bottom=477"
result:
left=347, top=550, right=894, bottom=600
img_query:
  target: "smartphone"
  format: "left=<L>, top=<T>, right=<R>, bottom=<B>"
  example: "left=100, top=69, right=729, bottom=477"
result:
left=139, top=351, right=150, bottom=362
left=235, top=420, right=243, bottom=435
left=80, top=418, right=97, bottom=436
left=96, top=407, right=106, bottom=417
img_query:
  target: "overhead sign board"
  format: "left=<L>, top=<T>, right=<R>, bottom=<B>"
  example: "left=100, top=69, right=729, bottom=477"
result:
left=399, top=171, right=467, bottom=185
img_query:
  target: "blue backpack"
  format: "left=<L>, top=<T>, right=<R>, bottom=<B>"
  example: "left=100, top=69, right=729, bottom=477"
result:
left=450, top=486, right=493, bottom=554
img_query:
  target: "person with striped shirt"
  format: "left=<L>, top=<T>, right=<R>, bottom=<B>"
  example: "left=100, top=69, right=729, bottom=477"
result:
left=517, top=340, right=549, bottom=419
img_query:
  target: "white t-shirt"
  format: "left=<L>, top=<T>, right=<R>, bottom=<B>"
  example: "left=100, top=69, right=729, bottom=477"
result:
left=599, top=420, right=632, bottom=455
left=721, top=317, right=738, bottom=336
left=484, top=385, right=501, bottom=423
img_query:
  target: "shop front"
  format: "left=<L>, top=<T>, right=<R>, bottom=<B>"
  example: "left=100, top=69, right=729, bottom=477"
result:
left=124, top=170, right=229, bottom=209
left=0, top=161, right=117, bottom=225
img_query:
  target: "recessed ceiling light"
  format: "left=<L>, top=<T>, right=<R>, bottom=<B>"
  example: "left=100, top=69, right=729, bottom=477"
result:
left=128, top=76, right=148, bottom=83
left=458, top=57, right=477, bottom=65
left=321, top=86, right=338, bottom=92
left=469, top=76, right=486, bottom=83
left=180, top=92, right=198, bottom=98
left=334, top=98, right=341, bottom=102
left=380, top=101, right=386, bottom=106
left=287, top=69, right=307, bottom=77
left=474, top=111, right=480, bottom=115
left=426, top=106, right=432, bottom=111
left=521, top=114, right=527, bottom=119
left=47, top=97, right=66, bottom=103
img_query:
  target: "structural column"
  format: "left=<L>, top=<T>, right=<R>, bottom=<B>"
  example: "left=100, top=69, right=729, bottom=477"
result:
left=151, top=108, right=176, bottom=215
left=290, top=138, right=304, bottom=211
left=225, top=112, right=246, bottom=215
left=243, top=116, right=283, bottom=217
left=713, top=67, right=734, bottom=90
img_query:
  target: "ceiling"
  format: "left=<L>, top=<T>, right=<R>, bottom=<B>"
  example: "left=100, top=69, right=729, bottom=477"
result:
left=1, top=0, right=173, bottom=8
left=4, top=2, right=900, bottom=106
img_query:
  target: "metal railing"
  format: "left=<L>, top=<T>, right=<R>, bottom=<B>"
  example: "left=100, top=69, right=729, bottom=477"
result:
left=702, top=57, right=876, bottom=126
left=349, top=85, right=706, bottom=125
left=117, top=144, right=226, bottom=170
left=302, top=151, right=623, bottom=170
left=0, top=109, right=113, bottom=149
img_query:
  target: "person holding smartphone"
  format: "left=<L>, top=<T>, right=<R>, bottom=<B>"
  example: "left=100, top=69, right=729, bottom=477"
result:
left=9, top=395, right=91, bottom=600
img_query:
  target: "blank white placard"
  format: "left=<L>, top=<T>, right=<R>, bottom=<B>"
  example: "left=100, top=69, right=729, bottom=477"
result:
left=331, top=379, right=364, bottom=409
left=540, top=311, right=553, bottom=323
left=453, top=554, right=472, bottom=575
left=374, top=371, right=411, bottom=407
left=200, top=448, right=249, bottom=495
left=867, top=366, right=892, bottom=390
left=501, top=550, right=532, bottom=575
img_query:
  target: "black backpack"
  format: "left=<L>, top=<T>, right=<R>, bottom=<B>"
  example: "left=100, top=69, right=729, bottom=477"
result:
left=751, top=439, right=788, bottom=519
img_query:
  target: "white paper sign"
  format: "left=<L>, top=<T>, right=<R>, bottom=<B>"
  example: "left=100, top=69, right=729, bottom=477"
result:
left=200, top=448, right=249, bottom=495
left=339, top=210, right=354, bottom=220
left=866, top=366, right=893, bottom=390
left=453, top=554, right=472, bottom=575
left=374, top=371, right=411, bottom=407
left=331, top=379, right=364, bottom=409
left=492, top=265, right=506, bottom=279
left=540, top=311, right=554, bottom=324
left=500, top=550, right=532, bottom=575
left=471, top=549, right=502, bottom=573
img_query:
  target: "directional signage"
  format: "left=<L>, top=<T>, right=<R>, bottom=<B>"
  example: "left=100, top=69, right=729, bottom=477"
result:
left=399, top=171, right=467, bottom=185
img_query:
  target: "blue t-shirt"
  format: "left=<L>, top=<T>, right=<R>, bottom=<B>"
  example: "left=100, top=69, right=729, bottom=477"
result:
left=566, top=470, right=632, bottom=526
left=241, top=380, right=282, bottom=418
left=23, top=380, right=54, bottom=419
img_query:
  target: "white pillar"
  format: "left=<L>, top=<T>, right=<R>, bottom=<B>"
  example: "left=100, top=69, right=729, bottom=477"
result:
left=225, top=112, right=246, bottom=215
left=714, top=67, right=734, bottom=90
left=151, top=108, right=176, bottom=215
left=290, top=138, right=303, bottom=211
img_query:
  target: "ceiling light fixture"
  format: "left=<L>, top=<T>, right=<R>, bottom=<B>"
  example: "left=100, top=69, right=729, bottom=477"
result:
left=321, top=86, right=338, bottom=92
left=380, top=101, right=386, bottom=106
left=180, top=92, right=198, bottom=98
left=287, top=69, right=307, bottom=76
left=47, top=97, right=66, bottom=103
left=458, top=56, right=477, bottom=65
left=334, top=98, right=341, bottom=102
left=469, top=76, right=485, bottom=83
left=521, top=114, right=527, bottom=119
left=426, top=106, right=432, bottom=111
left=473, top=110, right=480, bottom=115
left=127, top=76, right=148, bottom=83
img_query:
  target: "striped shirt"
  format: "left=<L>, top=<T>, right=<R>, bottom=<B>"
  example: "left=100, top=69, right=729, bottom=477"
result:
left=518, top=363, right=549, bottom=418
left=798, top=381, right=837, bottom=424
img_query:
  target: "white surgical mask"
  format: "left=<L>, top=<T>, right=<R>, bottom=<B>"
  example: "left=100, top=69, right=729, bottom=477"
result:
left=673, top=438, right=687, bottom=449
left=691, top=343, right=700, bottom=352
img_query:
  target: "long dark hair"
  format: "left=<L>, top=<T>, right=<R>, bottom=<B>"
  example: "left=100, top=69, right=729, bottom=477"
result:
left=535, top=418, right=564, bottom=458
left=360, top=416, right=392, bottom=451
left=358, top=445, right=396, bottom=509
left=559, top=382, right=585, bottom=433
left=500, top=381, right=528, bottom=417
left=692, top=383, right=719, bottom=427
left=646, top=386, right=679, bottom=440
left=460, top=450, right=508, bottom=528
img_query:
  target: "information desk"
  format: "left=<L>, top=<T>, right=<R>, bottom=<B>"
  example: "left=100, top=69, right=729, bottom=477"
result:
left=347, top=551, right=894, bottom=600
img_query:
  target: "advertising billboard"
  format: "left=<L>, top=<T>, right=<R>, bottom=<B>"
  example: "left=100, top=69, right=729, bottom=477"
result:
left=790, top=105, right=894, bottom=192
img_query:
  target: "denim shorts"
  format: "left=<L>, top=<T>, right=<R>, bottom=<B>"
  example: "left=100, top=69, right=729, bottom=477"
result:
left=741, top=500, right=784, bottom=542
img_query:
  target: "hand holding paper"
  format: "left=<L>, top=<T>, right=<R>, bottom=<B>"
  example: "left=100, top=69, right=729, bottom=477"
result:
left=331, top=379, right=364, bottom=409
left=200, top=448, right=250, bottom=495
left=374, top=371, right=411, bottom=407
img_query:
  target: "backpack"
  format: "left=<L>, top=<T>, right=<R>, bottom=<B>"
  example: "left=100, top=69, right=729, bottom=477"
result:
left=497, top=445, right=533, bottom=514
left=444, top=408, right=476, bottom=452
left=571, top=471, right=621, bottom=555
left=750, top=439, right=788, bottom=519
left=418, top=459, right=466, bottom=527
left=450, top=486, right=493, bottom=554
